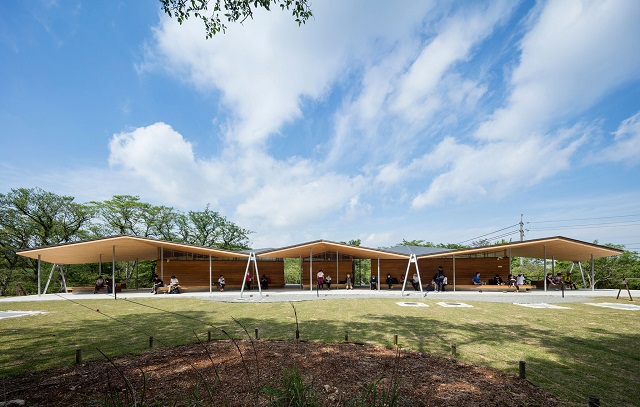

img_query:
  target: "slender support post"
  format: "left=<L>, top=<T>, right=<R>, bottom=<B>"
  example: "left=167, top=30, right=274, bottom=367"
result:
left=377, top=256, right=381, bottom=291
left=209, top=254, right=212, bottom=295
left=309, top=248, right=313, bottom=292
left=543, top=245, right=547, bottom=292
left=344, top=331, right=349, bottom=341
left=393, top=334, right=398, bottom=346
left=112, top=245, right=116, bottom=300
left=452, top=255, right=456, bottom=292
left=255, top=328, right=259, bottom=339
left=160, top=247, right=164, bottom=281
left=37, top=254, right=41, bottom=296
left=336, top=251, right=339, bottom=290
left=591, top=254, right=595, bottom=291
left=75, top=349, right=83, bottom=364
left=149, top=336, right=154, bottom=348
left=519, top=361, right=526, bottom=379
left=451, top=343, right=457, bottom=356
left=208, top=331, right=212, bottom=341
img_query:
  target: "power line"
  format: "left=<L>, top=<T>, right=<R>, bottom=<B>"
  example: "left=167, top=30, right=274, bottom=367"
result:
left=457, top=224, right=519, bottom=245
left=529, top=221, right=640, bottom=231
left=529, top=213, right=640, bottom=224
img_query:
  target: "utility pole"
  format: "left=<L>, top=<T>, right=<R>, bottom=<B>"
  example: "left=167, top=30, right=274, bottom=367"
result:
left=519, top=214, right=524, bottom=266
left=519, top=214, right=525, bottom=241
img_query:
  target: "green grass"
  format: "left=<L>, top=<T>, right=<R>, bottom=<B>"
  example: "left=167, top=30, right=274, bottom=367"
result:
left=1, top=296, right=639, bottom=406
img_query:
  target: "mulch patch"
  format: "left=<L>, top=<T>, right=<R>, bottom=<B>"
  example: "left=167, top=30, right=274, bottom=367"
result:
left=4, top=340, right=559, bottom=406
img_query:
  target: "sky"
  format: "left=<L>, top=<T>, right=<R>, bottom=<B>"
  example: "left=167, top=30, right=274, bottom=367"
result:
left=1, top=0, right=639, bottom=252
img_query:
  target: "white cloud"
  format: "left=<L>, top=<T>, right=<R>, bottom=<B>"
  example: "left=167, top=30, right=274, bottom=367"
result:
left=476, top=0, right=640, bottom=141
left=412, top=124, right=588, bottom=207
left=412, top=0, right=640, bottom=207
left=596, top=111, right=640, bottom=164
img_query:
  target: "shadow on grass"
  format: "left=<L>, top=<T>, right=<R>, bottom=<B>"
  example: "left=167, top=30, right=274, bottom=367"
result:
left=2, top=300, right=639, bottom=406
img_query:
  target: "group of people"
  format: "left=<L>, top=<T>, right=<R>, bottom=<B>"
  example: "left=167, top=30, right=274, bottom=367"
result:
left=472, top=272, right=527, bottom=291
left=545, top=272, right=577, bottom=290
left=151, top=274, right=181, bottom=294
left=316, top=270, right=335, bottom=290
left=93, top=276, right=113, bottom=294
left=241, top=272, right=271, bottom=290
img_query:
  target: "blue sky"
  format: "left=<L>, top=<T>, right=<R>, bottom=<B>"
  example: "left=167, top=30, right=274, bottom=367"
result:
left=1, top=0, right=639, bottom=251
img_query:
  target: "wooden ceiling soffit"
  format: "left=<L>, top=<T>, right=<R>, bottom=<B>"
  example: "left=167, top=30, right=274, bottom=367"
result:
left=16, top=235, right=249, bottom=265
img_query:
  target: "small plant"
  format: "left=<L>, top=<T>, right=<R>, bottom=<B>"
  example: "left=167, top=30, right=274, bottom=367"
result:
left=262, top=367, right=320, bottom=407
left=344, top=378, right=404, bottom=407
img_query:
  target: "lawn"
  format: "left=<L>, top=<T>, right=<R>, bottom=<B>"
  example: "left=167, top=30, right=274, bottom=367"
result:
left=1, top=296, right=638, bottom=406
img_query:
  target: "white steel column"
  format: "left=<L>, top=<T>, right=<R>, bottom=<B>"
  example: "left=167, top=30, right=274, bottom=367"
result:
left=209, top=254, right=212, bottom=294
left=543, top=245, right=547, bottom=292
left=591, top=254, right=595, bottom=291
left=336, top=251, right=339, bottom=290
left=377, top=256, right=381, bottom=291
left=112, top=245, right=116, bottom=300
left=453, top=255, right=456, bottom=292
left=160, top=247, right=164, bottom=281
left=309, top=248, right=313, bottom=292
left=37, top=254, right=41, bottom=296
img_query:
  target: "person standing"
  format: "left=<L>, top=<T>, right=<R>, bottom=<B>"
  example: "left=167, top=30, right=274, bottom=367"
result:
left=386, top=274, right=393, bottom=289
left=317, top=270, right=325, bottom=290
left=434, top=266, right=445, bottom=292
left=516, top=273, right=525, bottom=292
left=218, top=274, right=225, bottom=292
left=246, top=272, right=253, bottom=290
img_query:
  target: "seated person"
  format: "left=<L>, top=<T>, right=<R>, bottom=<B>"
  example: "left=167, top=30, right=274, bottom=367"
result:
left=472, top=272, right=483, bottom=285
left=386, top=274, right=393, bottom=289
left=151, top=275, right=164, bottom=294
left=507, top=274, right=516, bottom=286
left=168, top=275, right=180, bottom=294
left=261, top=274, right=269, bottom=289
left=554, top=273, right=563, bottom=286
left=217, top=274, right=225, bottom=292
left=411, top=274, right=420, bottom=291
left=370, top=275, right=377, bottom=290
left=545, top=273, right=556, bottom=286
left=515, top=273, right=525, bottom=291
left=441, top=276, right=448, bottom=292
left=493, top=274, right=503, bottom=285
left=105, top=278, right=113, bottom=293
left=94, top=275, right=105, bottom=294
left=399, top=275, right=405, bottom=285
left=324, top=275, right=332, bottom=290
left=564, top=272, right=577, bottom=290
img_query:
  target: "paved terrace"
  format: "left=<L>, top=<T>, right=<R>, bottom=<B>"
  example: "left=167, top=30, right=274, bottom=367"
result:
left=1, top=287, right=637, bottom=304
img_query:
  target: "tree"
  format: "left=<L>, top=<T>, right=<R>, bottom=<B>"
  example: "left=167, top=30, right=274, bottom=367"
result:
left=160, top=0, right=312, bottom=38
left=0, top=187, right=94, bottom=294
left=177, top=205, right=252, bottom=250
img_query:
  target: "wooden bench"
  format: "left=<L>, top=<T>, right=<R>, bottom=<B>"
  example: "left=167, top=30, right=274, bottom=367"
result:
left=154, top=285, right=212, bottom=294
left=452, top=284, right=532, bottom=292
left=69, top=284, right=125, bottom=294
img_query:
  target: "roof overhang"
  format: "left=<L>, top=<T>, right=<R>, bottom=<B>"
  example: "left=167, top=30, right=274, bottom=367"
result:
left=259, top=240, right=409, bottom=260
left=16, top=235, right=249, bottom=264
left=418, top=236, right=623, bottom=261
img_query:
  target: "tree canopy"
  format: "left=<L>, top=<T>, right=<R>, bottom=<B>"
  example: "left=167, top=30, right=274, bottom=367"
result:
left=160, top=0, right=312, bottom=38
left=0, top=187, right=252, bottom=295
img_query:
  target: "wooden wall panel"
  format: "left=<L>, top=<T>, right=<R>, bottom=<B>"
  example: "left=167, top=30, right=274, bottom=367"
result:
left=377, top=257, right=510, bottom=285
left=160, top=260, right=285, bottom=288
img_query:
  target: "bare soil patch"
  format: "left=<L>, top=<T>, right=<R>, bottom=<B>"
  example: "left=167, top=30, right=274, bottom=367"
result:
left=4, top=340, right=558, bottom=406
